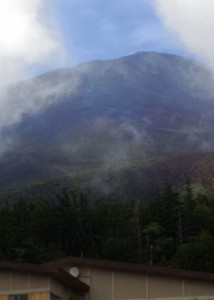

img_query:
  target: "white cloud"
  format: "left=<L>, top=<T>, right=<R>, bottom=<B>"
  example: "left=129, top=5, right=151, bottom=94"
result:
left=154, top=0, right=214, bottom=69
left=0, top=0, right=64, bottom=89
left=0, top=0, right=68, bottom=142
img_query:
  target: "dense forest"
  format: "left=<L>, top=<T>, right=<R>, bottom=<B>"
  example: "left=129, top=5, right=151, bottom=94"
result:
left=0, top=181, right=214, bottom=273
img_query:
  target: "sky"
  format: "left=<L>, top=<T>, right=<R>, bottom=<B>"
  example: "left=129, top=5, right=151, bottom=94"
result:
left=0, top=0, right=212, bottom=83
left=47, top=0, right=192, bottom=68
left=51, top=0, right=190, bottom=66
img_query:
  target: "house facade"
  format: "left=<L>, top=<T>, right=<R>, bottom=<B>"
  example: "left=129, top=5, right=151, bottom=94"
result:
left=1, top=257, right=214, bottom=300
left=0, top=260, right=88, bottom=300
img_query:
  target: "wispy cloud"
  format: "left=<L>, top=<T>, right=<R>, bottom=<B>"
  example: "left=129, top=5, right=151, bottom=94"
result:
left=0, top=0, right=65, bottom=88
left=0, top=0, right=67, bottom=142
left=154, top=0, right=214, bottom=70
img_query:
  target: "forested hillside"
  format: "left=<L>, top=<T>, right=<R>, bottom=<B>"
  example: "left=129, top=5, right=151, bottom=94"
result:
left=1, top=183, right=214, bottom=272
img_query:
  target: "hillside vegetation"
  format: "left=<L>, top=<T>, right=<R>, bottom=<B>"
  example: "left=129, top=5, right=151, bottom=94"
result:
left=0, top=183, right=214, bottom=272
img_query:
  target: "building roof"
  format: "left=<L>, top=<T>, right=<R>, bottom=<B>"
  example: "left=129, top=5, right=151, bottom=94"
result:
left=2, top=256, right=214, bottom=292
left=0, top=260, right=89, bottom=292
left=42, top=256, right=214, bottom=283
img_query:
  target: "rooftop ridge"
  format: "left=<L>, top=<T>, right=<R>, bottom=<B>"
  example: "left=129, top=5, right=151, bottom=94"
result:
left=42, top=256, right=214, bottom=282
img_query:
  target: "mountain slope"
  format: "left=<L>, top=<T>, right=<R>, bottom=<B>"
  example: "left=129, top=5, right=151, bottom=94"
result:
left=1, top=51, right=214, bottom=200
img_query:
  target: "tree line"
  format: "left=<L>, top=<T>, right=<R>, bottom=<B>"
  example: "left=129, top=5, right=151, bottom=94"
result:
left=0, top=182, right=214, bottom=272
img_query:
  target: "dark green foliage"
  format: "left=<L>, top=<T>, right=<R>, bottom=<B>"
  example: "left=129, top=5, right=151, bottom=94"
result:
left=171, top=231, right=214, bottom=272
left=0, top=184, right=214, bottom=272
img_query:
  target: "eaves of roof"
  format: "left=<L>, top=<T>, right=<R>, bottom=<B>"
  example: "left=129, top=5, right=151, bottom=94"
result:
left=42, top=256, right=214, bottom=283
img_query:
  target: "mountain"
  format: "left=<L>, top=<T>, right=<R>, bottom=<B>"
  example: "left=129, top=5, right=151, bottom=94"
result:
left=1, top=51, right=214, bottom=201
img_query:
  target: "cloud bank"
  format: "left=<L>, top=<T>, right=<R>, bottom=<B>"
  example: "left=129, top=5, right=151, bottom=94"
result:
left=155, top=0, right=214, bottom=69
left=0, top=0, right=64, bottom=89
